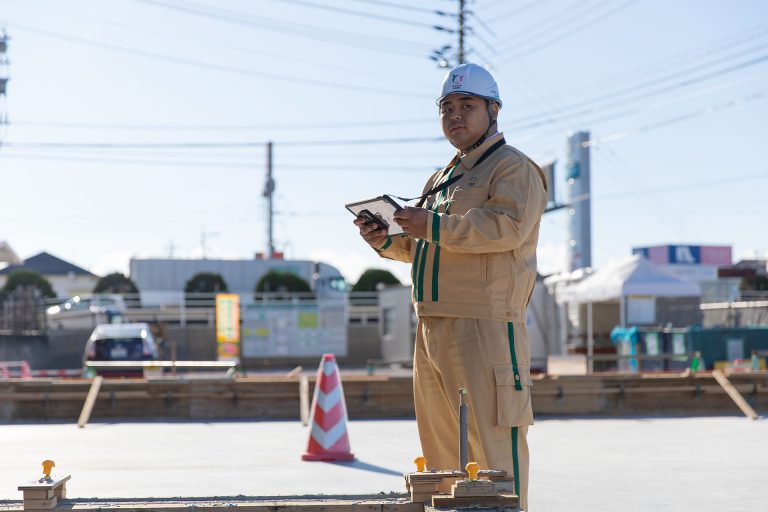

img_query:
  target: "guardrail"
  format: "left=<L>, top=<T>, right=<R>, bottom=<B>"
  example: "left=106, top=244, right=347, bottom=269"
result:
left=85, top=360, right=237, bottom=378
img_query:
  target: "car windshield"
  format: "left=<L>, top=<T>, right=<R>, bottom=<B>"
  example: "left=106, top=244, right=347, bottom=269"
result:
left=93, top=337, right=145, bottom=360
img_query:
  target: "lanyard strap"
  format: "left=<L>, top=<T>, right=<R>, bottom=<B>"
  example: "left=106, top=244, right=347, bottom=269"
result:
left=393, top=138, right=506, bottom=207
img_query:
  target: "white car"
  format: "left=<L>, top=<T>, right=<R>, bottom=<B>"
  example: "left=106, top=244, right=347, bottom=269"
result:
left=46, top=294, right=126, bottom=330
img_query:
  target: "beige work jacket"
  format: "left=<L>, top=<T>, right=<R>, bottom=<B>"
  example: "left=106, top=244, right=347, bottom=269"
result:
left=377, top=133, right=547, bottom=323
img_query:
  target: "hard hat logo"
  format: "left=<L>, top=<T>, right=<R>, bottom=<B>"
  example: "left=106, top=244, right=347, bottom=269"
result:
left=438, top=63, right=502, bottom=108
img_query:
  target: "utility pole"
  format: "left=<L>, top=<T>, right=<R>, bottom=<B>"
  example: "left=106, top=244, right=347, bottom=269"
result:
left=458, top=0, right=465, bottom=64
left=1, top=30, right=9, bottom=137
left=430, top=0, right=468, bottom=68
left=263, top=141, right=275, bottom=259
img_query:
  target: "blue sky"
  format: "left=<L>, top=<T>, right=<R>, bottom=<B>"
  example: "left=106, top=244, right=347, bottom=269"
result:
left=1, top=0, right=767, bottom=285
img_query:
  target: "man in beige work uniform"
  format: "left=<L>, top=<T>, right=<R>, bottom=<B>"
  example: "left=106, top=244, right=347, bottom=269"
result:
left=354, top=63, right=546, bottom=511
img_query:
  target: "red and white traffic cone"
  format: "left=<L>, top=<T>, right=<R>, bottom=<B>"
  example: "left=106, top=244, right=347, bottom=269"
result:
left=302, top=354, right=355, bottom=461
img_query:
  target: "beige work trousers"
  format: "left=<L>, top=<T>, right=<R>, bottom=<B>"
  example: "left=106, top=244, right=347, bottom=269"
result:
left=414, top=316, right=532, bottom=511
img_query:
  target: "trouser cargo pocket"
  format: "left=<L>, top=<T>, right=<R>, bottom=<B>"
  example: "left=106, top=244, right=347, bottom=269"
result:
left=493, top=364, right=533, bottom=427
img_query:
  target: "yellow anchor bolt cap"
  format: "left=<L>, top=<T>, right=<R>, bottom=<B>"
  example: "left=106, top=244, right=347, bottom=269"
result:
left=42, top=460, right=55, bottom=479
left=465, top=461, right=479, bottom=481
left=414, top=456, right=427, bottom=473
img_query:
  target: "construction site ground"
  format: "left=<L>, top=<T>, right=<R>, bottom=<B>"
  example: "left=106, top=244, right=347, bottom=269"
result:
left=1, top=416, right=765, bottom=512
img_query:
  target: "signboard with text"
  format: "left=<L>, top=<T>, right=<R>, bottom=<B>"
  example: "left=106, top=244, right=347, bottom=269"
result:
left=215, top=294, right=241, bottom=361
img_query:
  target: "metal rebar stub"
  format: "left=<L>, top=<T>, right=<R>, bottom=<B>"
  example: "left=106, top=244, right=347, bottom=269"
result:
left=459, top=388, right=468, bottom=471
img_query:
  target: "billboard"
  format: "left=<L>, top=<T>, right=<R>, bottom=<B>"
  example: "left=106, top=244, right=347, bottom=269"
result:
left=632, top=245, right=732, bottom=266
left=215, top=294, right=240, bottom=361
left=241, top=298, right=347, bottom=358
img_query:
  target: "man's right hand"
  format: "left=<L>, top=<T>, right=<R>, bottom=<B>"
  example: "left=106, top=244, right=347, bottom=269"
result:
left=353, top=216, right=388, bottom=250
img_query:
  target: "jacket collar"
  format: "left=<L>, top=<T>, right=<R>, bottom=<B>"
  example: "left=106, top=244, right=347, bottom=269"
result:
left=458, top=132, right=504, bottom=171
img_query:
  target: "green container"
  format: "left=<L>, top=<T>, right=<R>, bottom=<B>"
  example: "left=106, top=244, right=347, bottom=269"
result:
left=686, top=327, right=768, bottom=369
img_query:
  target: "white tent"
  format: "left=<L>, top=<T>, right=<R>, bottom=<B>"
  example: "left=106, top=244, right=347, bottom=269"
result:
left=557, top=254, right=701, bottom=304
left=555, top=254, right=701, bottom=373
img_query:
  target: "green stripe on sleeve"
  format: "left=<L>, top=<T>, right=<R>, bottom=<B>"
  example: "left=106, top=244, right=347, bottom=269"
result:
left=377, top=237, right=392, bottom=252
left=431, top=212, right=441, bottom=244
left=411, top=240, right=424, bottom=302
left=416, top=241, right=429, bottom=302
left=431, top=246, right=440, bottom=301
left=507, top=322, right=523, bottom=391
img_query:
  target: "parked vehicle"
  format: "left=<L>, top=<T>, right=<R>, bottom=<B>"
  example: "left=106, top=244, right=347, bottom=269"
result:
left=83, top=322, right=158, bottom=376
left=46, top=294, right=126, bottom=330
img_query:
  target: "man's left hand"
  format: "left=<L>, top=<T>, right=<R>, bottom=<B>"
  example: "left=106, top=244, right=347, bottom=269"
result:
left=394, top=206, right=429, bottom=240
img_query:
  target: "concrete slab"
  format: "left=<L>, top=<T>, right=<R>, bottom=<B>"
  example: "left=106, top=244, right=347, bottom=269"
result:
left=1, top=417, right=766, bottom=511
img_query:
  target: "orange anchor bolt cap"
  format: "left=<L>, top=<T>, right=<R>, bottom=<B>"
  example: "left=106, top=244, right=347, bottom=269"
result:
left=414, top=456, right=427, bottom=472
left=465, top=461, right=479, bottom=481
left=42, top=460, right=55, bottom=479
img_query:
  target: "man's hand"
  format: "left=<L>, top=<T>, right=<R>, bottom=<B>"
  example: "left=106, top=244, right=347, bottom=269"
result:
left=394, top=206, right=429, bottom=240
left=353, top=216, right=388, bottom=250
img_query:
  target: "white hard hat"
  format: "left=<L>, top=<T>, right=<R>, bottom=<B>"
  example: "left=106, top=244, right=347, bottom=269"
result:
left=437, top=63, right=502, bottom=108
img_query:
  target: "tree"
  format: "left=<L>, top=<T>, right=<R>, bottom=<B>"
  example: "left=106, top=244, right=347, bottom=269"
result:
left=185, top=272, right=229, bottom=293
left=94, top=272, right=139, bottom=294
left=255, top=270, right=312, bottom=297
left=1, top=269, right=56, bottom=298
left=352, top=268, right=401, bottom=292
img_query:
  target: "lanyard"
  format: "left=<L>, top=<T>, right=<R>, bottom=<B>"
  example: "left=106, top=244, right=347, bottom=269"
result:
left=392, top=138, right=506, bottom=207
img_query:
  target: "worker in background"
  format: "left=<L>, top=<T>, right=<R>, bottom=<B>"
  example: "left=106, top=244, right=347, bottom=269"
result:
left=354, top=63, right=547, bottom=511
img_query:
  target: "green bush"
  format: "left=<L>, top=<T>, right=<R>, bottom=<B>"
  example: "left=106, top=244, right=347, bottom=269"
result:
left=2, top=269, right=56, bottom=298
left=352, top=268, right=401, bottom=292
left=185, top=272, right=229, bottom=293
left=255, top=270, right=312, bottom=298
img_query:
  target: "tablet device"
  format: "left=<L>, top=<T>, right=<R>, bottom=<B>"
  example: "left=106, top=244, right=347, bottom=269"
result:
left=345, top=195, right=404, bottom=235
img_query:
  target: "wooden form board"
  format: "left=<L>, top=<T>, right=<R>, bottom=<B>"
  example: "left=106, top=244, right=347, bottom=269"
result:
left=712, top=370, right=759, bottom=420
left=2, top=373, right=767, bottom=422
left=77, top=376, right=103, bottom=428
left=0, top=498, right=419, bottom=512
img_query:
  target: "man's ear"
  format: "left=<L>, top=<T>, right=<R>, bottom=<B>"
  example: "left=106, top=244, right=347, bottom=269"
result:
left=490, top=101, right=500, bottom=122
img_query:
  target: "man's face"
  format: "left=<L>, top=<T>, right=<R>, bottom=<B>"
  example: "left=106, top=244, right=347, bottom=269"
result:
left=440, top=94, right=497, bottom=150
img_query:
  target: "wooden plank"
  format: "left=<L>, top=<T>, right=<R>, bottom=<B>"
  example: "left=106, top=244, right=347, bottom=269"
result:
left=299, top=375, right=310, bottom=426
left=432, top=493, right=518, bottom=508
left=712, top=370, right=759, bottom=420
left=18, top=475, right=70, bottom=491
left=78, top=376, right=103, bottom=428
left=22, top=496, right=57, bottom=510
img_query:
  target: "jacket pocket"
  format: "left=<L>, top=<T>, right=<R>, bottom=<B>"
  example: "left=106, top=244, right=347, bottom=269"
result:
left=493, top=364, right=533, bottom=427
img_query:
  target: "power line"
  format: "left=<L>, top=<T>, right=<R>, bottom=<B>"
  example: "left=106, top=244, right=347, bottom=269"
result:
left=0, top=0, right=409, bottom=82
left=135, top=0, right=430, bottom=55
left=528, top=23, right=768, bottom=104
left=596, top=171, right=768, bottom=200
left=10, top=117, right=436, bottom=132
left=0, top=151, right=439, bottom=172
left=500, top=0, right=639, bottom=59
left=504, top=46, right=768, bottom=125
left=495, top=0, right=592, bottom=53
left=489, top=0, right=551, bottom=22
left=7, top=83, right=765, bottom=153
left=344, top=0, right=446, bottom=15
left=582, top=88, right=768, bottom=148
left=271, top=0, right=440, bottom=29
left=6, top=22, right=432, bottom=99
left=3, top=136, right=443, bottom=149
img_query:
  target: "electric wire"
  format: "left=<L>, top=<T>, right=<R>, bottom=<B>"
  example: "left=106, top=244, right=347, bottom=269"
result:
left=268, top=0, right=440, bottom=29
left=6, top=22, right=432, bottom=99
left=135, top=0, right=431, bottom=55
